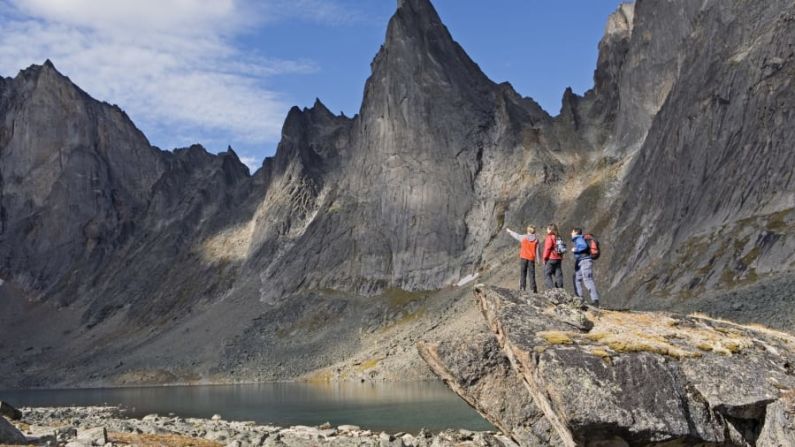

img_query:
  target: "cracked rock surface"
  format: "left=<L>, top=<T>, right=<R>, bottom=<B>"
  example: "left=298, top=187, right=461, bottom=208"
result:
left=420, top=285, right=795, bottom=446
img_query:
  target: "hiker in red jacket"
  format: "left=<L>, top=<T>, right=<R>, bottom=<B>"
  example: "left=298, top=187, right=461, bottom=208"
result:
left=542, top=223, right=565, bottom=289
left=505, top=225, right=540, bottom=292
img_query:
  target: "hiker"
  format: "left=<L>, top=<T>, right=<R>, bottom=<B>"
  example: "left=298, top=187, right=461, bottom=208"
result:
left=505, top=225, right=540, bottom=292
left=542, top=224, right=565, bottom=289
left=571, top=227, right=600, bottom=306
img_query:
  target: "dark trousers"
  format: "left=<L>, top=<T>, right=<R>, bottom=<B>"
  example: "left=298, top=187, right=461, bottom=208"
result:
left=544, top=260, right=564, bottom=289
left=519, top=259, right=537, bottom=292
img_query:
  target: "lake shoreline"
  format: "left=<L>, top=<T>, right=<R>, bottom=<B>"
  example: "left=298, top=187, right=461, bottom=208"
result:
left=11, top=406, right=512, bottom=447
left=0, top=378, right=445, bottom=393
left=0, top=381, right=493, bottom=434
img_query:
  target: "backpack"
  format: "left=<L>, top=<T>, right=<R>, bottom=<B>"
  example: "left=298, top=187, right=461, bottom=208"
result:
left=555, top=236, right=567, bottom=255
left=573, top=236, right=589, bottom=253
left=584, top=233, right=600, bottom=260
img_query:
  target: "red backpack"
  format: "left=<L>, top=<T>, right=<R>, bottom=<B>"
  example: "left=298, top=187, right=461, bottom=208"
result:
left=584, top=234, right=600, bottom=260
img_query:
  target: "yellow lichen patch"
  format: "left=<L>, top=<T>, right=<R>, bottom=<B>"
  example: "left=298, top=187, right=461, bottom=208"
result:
left=589, top=310, right=678, bottom=328
left=583, top=308, right=755, bottom=359
left=528, top=307, right=761, bottom=360
left=538, top=331, right=574, bottom=345
left=110, top=432, right=222, bottom=447
left=690, top=313, right=795, bottom=348
left=590, top=348, right=612, bottom=359
left=585, top=332, right=609, bottom=342
left=604, top=338, right=699, bottom=360
left=723, top=340, right=742, bottom=353
left=739, top=323, right=795, bottom=347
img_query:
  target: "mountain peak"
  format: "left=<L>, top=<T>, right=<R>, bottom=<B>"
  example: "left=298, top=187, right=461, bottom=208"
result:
left=385, top=0, right=448, bottom=51
left=395, top=0, right=438, bottom=17
left=362, top=0, right=493, bottom=117
left=14, top=60, right=86, bottom=99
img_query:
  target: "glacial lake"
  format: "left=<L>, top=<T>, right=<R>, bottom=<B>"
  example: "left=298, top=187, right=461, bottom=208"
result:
left=1, top=382, right=493, bottom=433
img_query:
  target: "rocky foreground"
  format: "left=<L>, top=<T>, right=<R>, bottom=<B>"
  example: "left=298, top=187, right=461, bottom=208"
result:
left=0, top=406, right=515, bottom=447
left=418, top=285, right=795, bottom=446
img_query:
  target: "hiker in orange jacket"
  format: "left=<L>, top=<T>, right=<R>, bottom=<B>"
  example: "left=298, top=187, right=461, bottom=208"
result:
left=505, top=225, right=541, bottom=292
left=542, top=224, right=565, bottom=289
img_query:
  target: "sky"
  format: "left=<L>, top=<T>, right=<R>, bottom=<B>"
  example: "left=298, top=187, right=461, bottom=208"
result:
left=0, top=0, right=624, bottom=172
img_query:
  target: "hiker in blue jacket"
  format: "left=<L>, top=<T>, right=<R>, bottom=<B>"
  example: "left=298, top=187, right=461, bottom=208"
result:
left=571, top=227, right=600, bottom=307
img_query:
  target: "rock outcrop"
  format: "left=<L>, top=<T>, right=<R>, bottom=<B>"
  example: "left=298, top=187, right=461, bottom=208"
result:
left=420, top=285, right=795, bottom=446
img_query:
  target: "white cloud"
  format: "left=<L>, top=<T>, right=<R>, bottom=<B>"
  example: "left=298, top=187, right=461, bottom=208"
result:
left=10, top=0, right=244, bottom=34
left=0, top=0, right=358, bottom=168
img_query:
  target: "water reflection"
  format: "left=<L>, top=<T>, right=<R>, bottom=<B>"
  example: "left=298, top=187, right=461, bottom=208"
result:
left=1, top=382, right=493, bottom=433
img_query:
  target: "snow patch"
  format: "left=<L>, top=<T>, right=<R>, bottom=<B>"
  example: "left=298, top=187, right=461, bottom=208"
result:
left=457, top=273, right=479, bottom=287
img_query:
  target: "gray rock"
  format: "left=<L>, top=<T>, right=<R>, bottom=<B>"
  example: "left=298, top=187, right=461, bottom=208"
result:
left=417, top=331, right=560, bottom=446
left=76, top=426, right=106, bottom=446
left=65, top=442, right=92, bottom=447
left=757, top=392, right=795, bottom=447
left=0, top=401, right=22, bottom=420
left=206, top=429, right=232, bottom=442
left=422, top=285, right=795, bottom=446
left=56, top=425, right=78, bottom=439
left=0, top=416, right=27, bottom=444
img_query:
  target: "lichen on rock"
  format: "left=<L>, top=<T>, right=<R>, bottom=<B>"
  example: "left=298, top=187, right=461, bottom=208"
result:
left=419, top=285, right=795, bottom=446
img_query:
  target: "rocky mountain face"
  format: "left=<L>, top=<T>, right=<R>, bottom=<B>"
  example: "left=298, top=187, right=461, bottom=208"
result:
left=608, top=0, right=795, bottom=310
left=0, top=0, right=793, bottom=388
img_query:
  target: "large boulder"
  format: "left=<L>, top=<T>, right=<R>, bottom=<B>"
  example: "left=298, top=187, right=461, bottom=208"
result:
left=420, top=285, right=795, bottom=446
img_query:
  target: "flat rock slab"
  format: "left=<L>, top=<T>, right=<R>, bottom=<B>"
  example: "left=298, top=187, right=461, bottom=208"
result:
left=420, top=285, right=795, bottom=446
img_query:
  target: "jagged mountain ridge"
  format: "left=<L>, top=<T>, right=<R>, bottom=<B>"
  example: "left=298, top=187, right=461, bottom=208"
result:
left=0, top=0, right=793, bottom=388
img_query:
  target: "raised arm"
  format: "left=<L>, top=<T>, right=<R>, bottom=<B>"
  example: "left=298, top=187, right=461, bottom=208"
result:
left=505, top=228, right=523, bottom=242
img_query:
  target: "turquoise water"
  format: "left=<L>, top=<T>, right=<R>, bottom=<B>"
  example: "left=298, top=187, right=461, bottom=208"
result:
left=1, top=382, right=493, bottom=433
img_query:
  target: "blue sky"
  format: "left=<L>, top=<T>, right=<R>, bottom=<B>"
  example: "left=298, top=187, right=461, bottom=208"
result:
left=0, top=0, right=624, bottom=171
